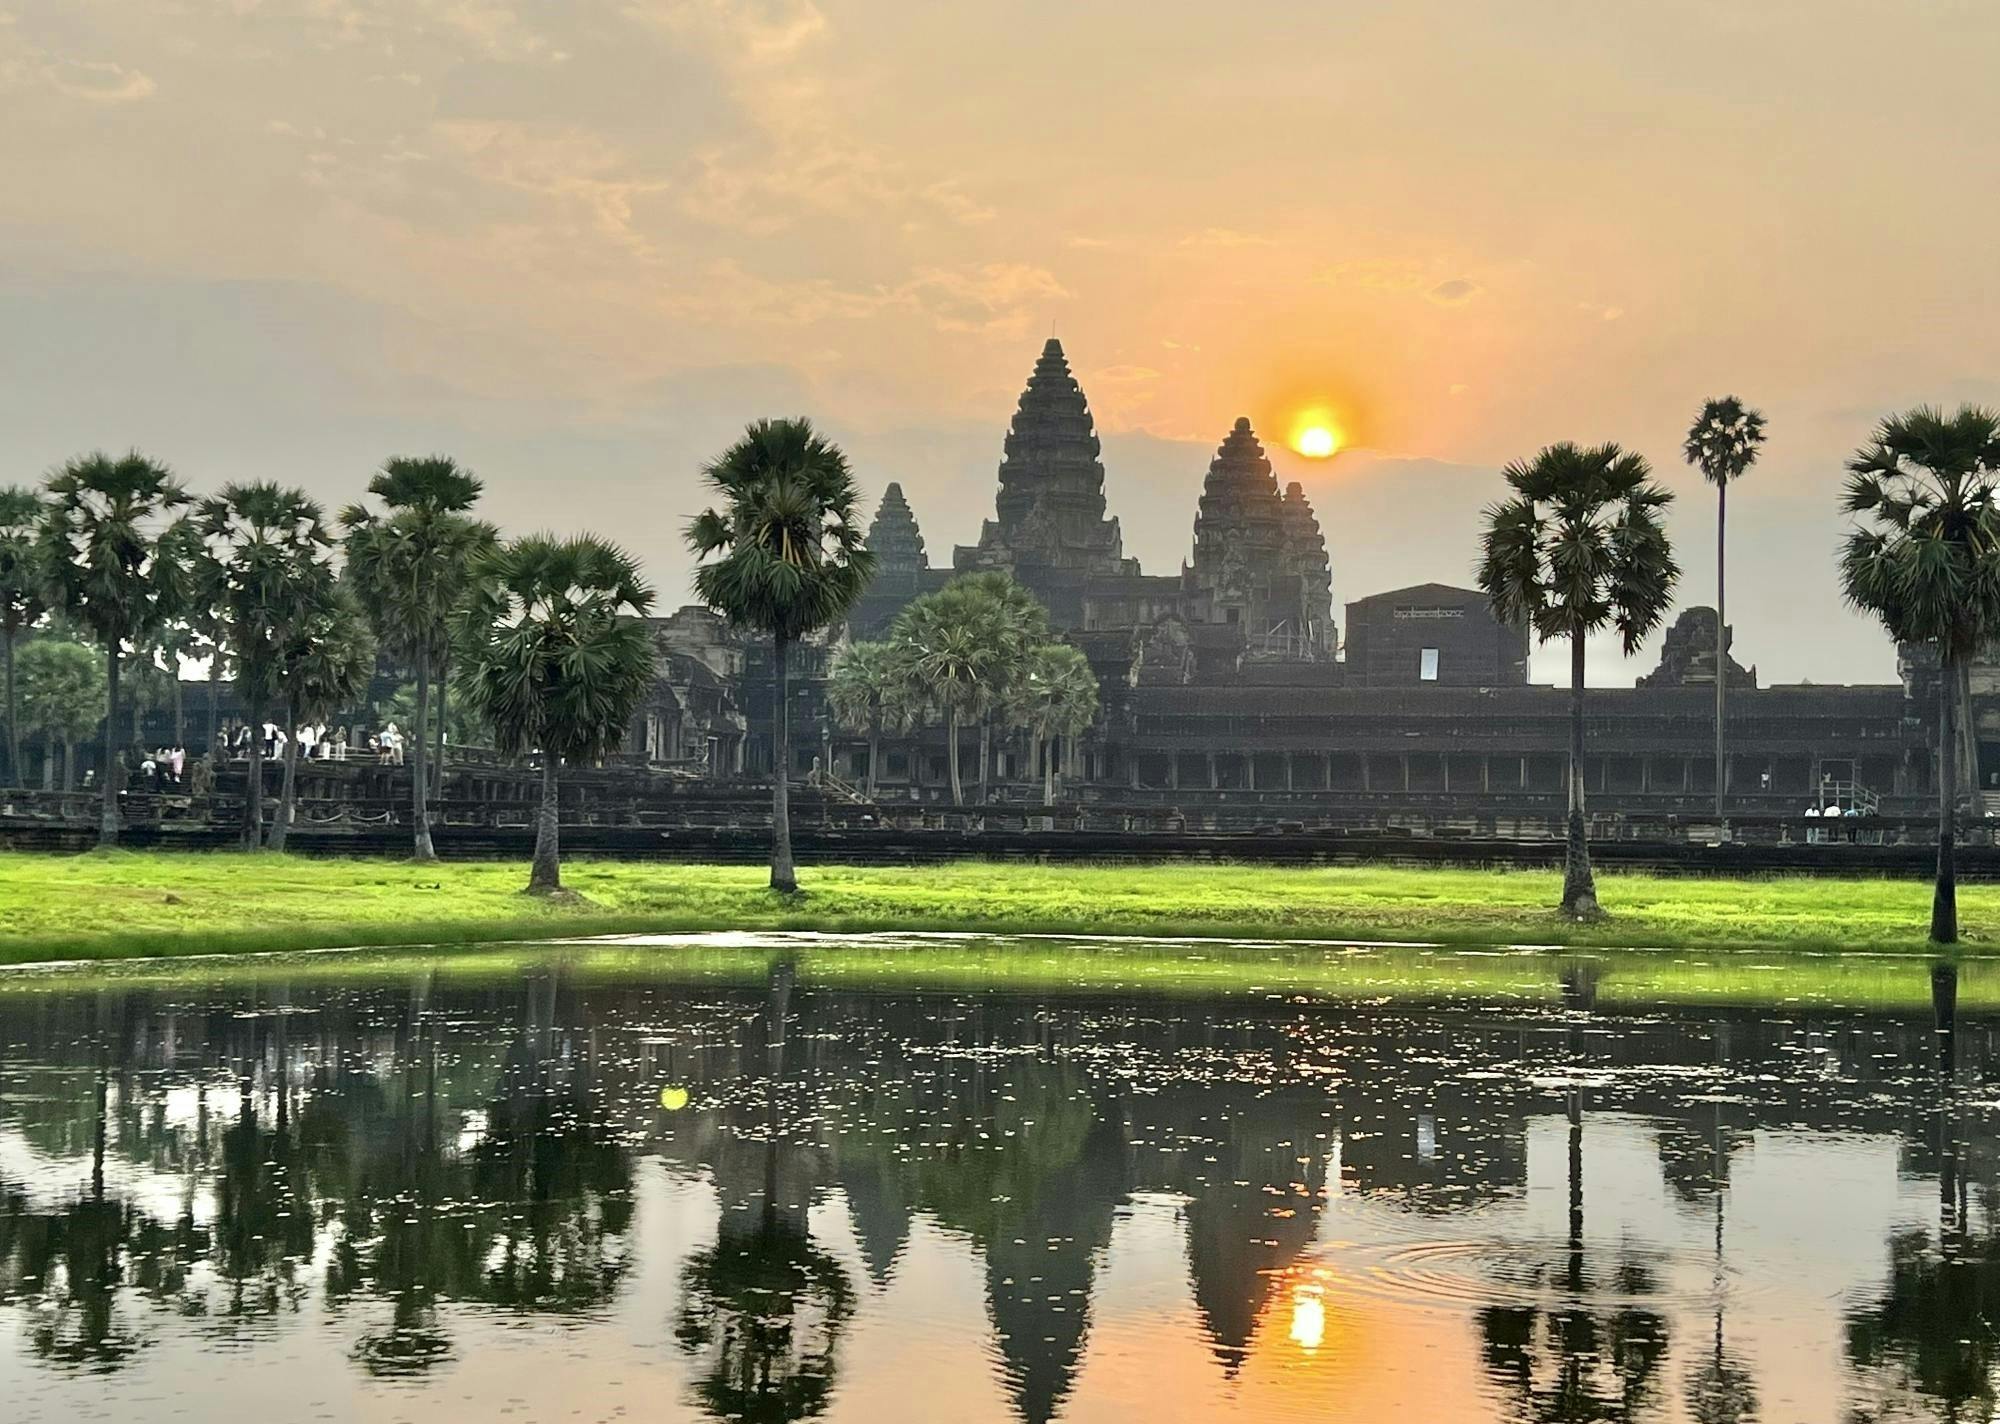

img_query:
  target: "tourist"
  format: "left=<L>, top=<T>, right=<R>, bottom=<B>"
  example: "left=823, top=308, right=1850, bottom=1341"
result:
left=261, top=719, right=279, bottom=758
left=383, top=722, right=404, bottom=767
left=332, top=725, right=349, bottom=761
left=169, top=744, right=185, bottom=783
left=233, top=722, right=252, bottom=759
left=298, top=721, right=318, bottom=762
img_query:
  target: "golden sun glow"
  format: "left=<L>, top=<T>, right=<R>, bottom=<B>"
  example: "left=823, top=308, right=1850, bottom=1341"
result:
left=1294, top=425, right=1339, bottom=458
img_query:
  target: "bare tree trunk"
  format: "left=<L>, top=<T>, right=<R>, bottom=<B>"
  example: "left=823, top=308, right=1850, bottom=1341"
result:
left=770, top=634, right=796, bottom=892
left=3, top=630, right=16, bottom=789
left=528, top=754, right=561, bottom=893
left=432, top=653, right=449, bottom=800
left=242, top=699, right=265, bottom=851
left=1714, top=481, right=1727, bottom=821
left=1934, top=655, right=1959, bottom=944
left=411, top=647, right=437, bottom=861
left=172, top=673, right=185, bottom=748
left=977, top=719, right=992, bottom=804
left=98, top=646, right=120, bottom=847
left=1041, top=733, right=1054, bottom=805
left=945, top=707, right=964, bottom=806
left=270, top=701, right=301, bottom=853
left=45, top=737, right=57, bottom=791
left=866, top=724, right=880, bottom=799
left=1562, top=631, right=1600, bottom=919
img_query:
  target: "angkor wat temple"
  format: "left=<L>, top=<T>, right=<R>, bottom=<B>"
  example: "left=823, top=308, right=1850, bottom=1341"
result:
left=625, top=337, right=1962, bottom=830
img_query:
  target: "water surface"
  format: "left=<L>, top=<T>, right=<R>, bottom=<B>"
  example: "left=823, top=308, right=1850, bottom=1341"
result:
left=1, top=934, right=1993, bottom=1422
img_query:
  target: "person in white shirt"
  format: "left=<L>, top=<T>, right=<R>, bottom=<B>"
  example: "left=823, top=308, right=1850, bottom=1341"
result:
left=298, top=723, right=318, bottom=760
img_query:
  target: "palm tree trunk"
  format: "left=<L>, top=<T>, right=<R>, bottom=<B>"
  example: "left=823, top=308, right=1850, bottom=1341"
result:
left=1562, top=630, right=1600, bottom=918
left=1934, top=654, right=1959, bottom=944
left=1714, top=481, right=1727, bottom=821
left=432, top=653, right=449, bottom=800
left=270, top=701, right=302, bottom=853
left=529, top=754, right=561, bottom=893
left=866, top=723, right=880, bottom=799
left=206, top=659, right=220, bottom=755
left=411, top=647, right=437, bottom=861
left=770, top=634, right=797, bottom=892
left=945, top=707, right=964, bottom=806
left=242, top=700, right=264, bottom=851
left=3, top=629, right=17, bottom=789
left=98, top=646, right=120, bottom=847
left=172, top=673, right=185, bottom=748
left=44, top=736, right=56, bottom=791
left=977, top=719, right=992, bottom=804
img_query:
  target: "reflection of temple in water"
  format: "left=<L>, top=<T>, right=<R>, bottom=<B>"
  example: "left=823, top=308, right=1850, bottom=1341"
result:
left=6, top=967, right=2000, bottom=1422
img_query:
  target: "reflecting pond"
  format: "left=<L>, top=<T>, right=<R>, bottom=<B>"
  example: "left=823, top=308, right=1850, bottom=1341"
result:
left=2, top=934, right=1996, bottom=1422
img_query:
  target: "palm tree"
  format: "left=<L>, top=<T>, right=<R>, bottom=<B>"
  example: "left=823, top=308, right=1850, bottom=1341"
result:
left=1012, top=643, right=1100, bottom=804
left=268, top=586, right=375, bottom=854
left=825, top=640, right=916, bottom=798
left=687, top=419, right=875, bottom=892
left=1478, top=442, right=1678, bottom=918
left=958, top=573, right=1050, bottom=801
left=0, top=485, right=49, bottom=788
left=1683, top=397, right=1767, bottom=819
left=39, top=452, right=194, bottom=845
left=341, top=457, right=495, bottom=862
left=17, top=636, right=105, bottom=791
left=1839, top=406, right=2000, bottom=945
left=456, top=535, right=655, bottom=894
left=198, top=482, right=336, bottom=850
left=890, top=574, right=1047, bottom=806
left=892, top=596, right=993, bottom=806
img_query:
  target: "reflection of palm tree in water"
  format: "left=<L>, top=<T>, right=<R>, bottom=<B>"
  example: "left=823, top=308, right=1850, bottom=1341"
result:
left=1479, top=991, right=1670, bottom=1421
left=1684, top=1036, right=1754, bottom=1424
left=1845, top=959, right=2000, bottom=1424
left=675, top=959, right=855, bottom=1423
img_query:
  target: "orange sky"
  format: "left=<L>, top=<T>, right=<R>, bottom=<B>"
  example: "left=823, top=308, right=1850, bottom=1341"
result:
left=3, top=0, right=1996, bottom=682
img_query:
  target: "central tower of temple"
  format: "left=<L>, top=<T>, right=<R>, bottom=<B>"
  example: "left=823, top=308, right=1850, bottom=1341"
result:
left=954, top=339, right=1138, bottom=579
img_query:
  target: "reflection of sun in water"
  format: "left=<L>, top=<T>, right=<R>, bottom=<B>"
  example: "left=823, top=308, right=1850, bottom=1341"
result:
left=1294, top=426, right=1339, bottom=459
left=1289, top=1281, right=1327, bottom=1352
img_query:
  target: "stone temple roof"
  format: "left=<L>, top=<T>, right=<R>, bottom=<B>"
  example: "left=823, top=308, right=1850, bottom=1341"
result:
left=866, top=481, right=928, bottom=571
left=957, top=337, right=1131, bottom=575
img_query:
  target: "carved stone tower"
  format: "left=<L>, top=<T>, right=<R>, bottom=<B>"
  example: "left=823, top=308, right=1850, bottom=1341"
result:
left=866, top=481, right=928, bottom=572
left=955, top=339, right=1137, bottom=577
left=1189, top=418, right=1331, bottom=657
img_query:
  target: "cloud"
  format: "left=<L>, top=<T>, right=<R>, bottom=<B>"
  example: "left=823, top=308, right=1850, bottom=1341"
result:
left=1427, top=277, right=1481, bottom=305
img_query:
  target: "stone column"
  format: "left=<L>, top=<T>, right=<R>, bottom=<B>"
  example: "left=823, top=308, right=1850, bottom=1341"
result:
left=1285, top=755, right=1295, bottom=791
left=1401, top=755, right=1411, bottom=792
left=1206, top=752, right=1218, bottom=790
left=1245, top=756, right=1256, bottom=791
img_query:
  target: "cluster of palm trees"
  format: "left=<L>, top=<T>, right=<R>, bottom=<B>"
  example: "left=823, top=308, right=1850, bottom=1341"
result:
left=1482, top=398, right=2000, bottom=944
left=829, top=573, right=1100, bottom=809
left=2, top=451, right=658, bottom=893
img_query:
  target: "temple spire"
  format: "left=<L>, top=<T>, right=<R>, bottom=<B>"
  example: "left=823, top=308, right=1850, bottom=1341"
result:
left=866, top=481, right=928, bottom=572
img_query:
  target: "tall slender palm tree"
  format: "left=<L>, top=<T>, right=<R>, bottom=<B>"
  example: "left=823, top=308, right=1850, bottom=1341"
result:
left=341, top=456, right=495, bottom=862
left=892, top=596, right=994, bottom=806
left=687, top=419, right=874, bottom=892
left=456, top=535, right=655, bottom=894
left=1683, top=397, right=1767, bottom=819
left=1839, top=405, right=2000, bottom=945
left=0, top=485, right=49, bottom=788
left=826, top=639, right=916, bottom=798
left=957, top=573, right=1049, bottom=801
left=268, top=585, right=375, bottom=854
left=1012, top=643, right=1100, bottom=804
left=1478, top=442, right=1678, bottom=918
left=198, top=482, right=336, bottom=850
left=40, top=452, right=194, bottom=845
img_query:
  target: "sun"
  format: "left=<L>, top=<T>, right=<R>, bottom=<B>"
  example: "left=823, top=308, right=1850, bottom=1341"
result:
left=1294, top=424, right=1340, bottom=459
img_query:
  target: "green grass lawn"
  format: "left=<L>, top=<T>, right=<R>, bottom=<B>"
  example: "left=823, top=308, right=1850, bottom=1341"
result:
left=0, top=849, right=1983, bottom=964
